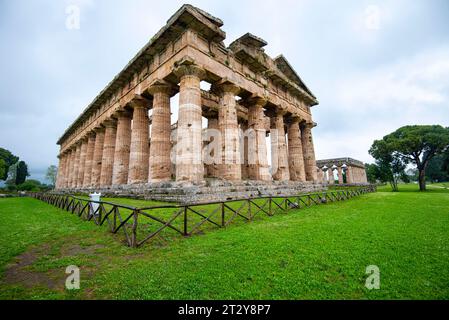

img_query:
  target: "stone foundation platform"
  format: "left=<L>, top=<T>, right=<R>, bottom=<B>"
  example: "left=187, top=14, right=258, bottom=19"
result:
left=58, top=180, right=328, bottom=204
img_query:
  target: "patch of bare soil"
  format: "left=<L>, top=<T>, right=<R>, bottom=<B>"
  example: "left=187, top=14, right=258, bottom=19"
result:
left=2, top=242, right=105, bottom=292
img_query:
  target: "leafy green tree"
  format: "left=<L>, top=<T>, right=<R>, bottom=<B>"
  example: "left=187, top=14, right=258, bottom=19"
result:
left=0, top=159, right=6, bottom=181
left=425, top=154, right=449, bottom=183
left=369, top=139, right=408, bottom=191
left=15, top=161, right=29, bottom=185
left=371, top=125, right=449, bottom=191
left=17, top=179, right=42, bottom=191
left=45, top=165, right=58, bottom=186
left=0, top=148, right=19, bottom=180
left=365, top=163, right=379, bottom=184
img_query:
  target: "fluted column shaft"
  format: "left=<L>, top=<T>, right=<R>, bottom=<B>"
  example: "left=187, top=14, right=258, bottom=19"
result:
left=100, top=120, right=117, bottom=187
left=55, top=155, right=63, bottom=189
left=67, top=149, right=75, bottom=188
left=240, top=122, right=249, bottom=180
left=128, top=101, right=149, bottom=184
left=76, top=139, right=88, bottom=188
left=82, top=133, right=96, bottom=187
left=301, top=123, right=318, bottom=182
left=72, top=144, right=82, bottom=188
left=247, top=98, right=270, bottom=181
left=91, top=128, right=105, bottom=188
left=205, top=117, right=219, bottom=178
left=175, top=65, right=205, bottom=182
left=271, top=113, right=290, bottom=181
left=338, top=166, right=343, bottom=184
left=217, top=83, right=241, bottom=181
left=287, top=119, right=306, bottom=181
left=149, top=83, right=172, bottom=182
left=328, top=168, right=335, bottom=184
left=112, top=111, right=132, bottom=185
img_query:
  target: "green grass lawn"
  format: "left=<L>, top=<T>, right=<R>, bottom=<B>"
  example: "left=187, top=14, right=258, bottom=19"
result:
left=0, top=184, right=448, bottom=299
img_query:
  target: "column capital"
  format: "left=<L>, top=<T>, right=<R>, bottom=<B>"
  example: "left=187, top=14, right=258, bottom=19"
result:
left=129, top=95, right=150, bottom=109
left=103, top=118, right=117, bottom=128
left=211, top=78, right=240, bottom=95
left=113, top=108, right=133, bottom=119
left=244, top=94, right=267, bottom=107
left=287, top=116, right=301, bottom=124
left=93, top=125, right=105, bottom=133
left=174, top=57, right=206, bottom=80
left=302, top=121, right=317, bottom=129
left=146, top=79, right=178, bottom=96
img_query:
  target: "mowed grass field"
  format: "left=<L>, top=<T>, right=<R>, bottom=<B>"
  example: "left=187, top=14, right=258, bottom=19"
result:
left=0, top=184, right=448, bottom=299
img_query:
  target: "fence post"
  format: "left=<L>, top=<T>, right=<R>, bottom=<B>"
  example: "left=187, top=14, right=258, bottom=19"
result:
left=221, top=202, right=225, bottom=226
left=184, top=206, right=189, bottom=236
left=130, top=209, right=138, bottom=248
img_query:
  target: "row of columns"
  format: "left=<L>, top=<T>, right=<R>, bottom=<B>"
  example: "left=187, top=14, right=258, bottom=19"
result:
left=56, top=63, right=318, bottom=189
left=317, top=164, right=367, bottom=185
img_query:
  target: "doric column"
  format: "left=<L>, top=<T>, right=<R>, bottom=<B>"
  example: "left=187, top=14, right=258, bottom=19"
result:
left=91, top=127, right=105, bottom=188
left=338, top=166, right=343, bottom=184
left=148, top=80, right=174, bottom=182
left=205, top=117, right=219, bottom=178
left=346, top=166, right=353, bottom=184
left=82, top=132, right=96, bottom=188
left=128, top=98, right=150, bottom=184
left=67, top=148, right=76, bottom=188
left=76, top=138, right=88, bottom=188
left=328, top=167, right=335, bottom=184
left=301, top=122, right=318, bottom=182
left=214, top=81, right=241, bottom=181
left=112, top=110, right=132, bottom=185
left=271, top=111, right=290, bottom=181
left=287, top=118, right=306, bottom=181
left=174, top=63, right=205, bottom=182
left=55, top=154, right=63, bottom=189
left=72, top=142, right=82, bottom=188
left=100, top=119, right=117, bottom=187
left=240, top=122, right=249, bottom=180
left=62, top=153, right=69, bottom=188
left=247, top=97, right=270, bottom=181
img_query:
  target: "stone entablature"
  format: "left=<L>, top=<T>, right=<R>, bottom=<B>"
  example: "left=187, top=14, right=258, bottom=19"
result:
left=55, top=5, right=320, bottom=190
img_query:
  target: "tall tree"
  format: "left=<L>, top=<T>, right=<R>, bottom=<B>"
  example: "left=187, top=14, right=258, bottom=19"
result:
left=0, top=147, right=19, bottom=180
left=371, top=125, right=449, bottom=191
left=0, top=159, right=6, bottom=181
left=45, top=165, right=58, bottom=186
left=369, top=139, right=407, bottom=191
left=15, top=161, right=29, bottom=185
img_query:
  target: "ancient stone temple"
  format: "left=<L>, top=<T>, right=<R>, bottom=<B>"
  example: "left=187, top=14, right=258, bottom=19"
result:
left=54, top=4, right=323, bottom=202
left=316, top=158, right=368, bottom=185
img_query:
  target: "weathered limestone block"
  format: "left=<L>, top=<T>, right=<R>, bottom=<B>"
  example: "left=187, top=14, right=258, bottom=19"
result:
left=346, top=167, right=352, bottom=183
left=100, top=119, right=117, bottom=187
left=82, top=132, right=96, bottom=187
left=301, top=122, right=318, bottom=182
left=91, top=127, right=105, bottom=188
left=287, top=118, right=306, bottom=181
left=112, top=110, right=132, bottom=185
left=128, top=99, right=150, bottom=184
left=247, top=97, right=270, bottom=181
left=174, top=63, right=206, bottom=182
left=271, top=112, right=289, bottom=181
left=148, top=80, right=174, bottom=182
left=215, top=81, right=241, bottom=181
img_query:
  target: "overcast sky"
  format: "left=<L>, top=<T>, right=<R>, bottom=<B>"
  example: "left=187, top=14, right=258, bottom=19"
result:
left=1, top=0, right=448, bottom=182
